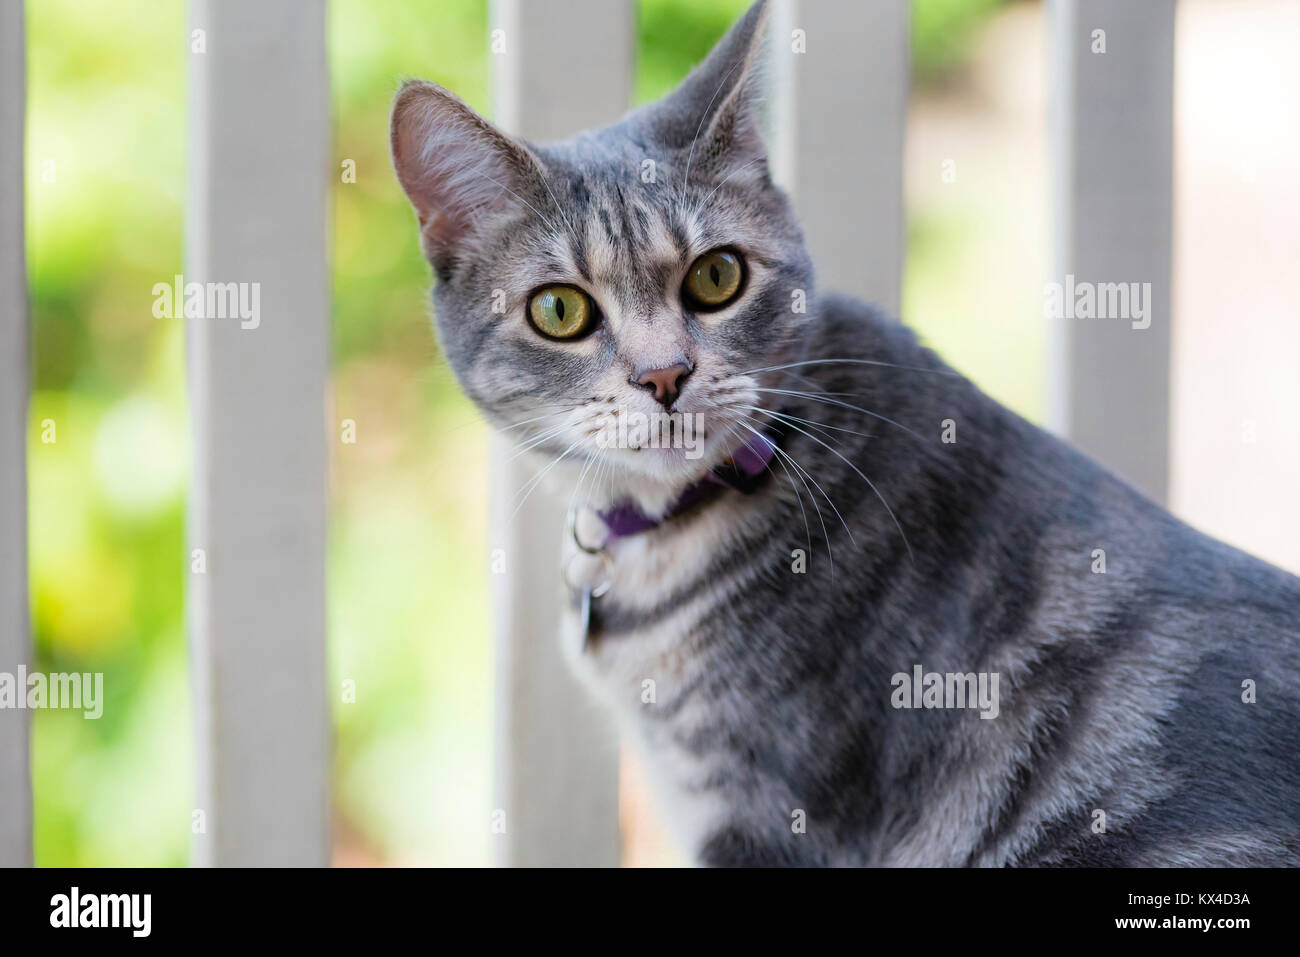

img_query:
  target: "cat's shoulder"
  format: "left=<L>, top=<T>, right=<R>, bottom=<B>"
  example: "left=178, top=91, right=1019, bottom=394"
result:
left=814, top=291, right=921, bottom=354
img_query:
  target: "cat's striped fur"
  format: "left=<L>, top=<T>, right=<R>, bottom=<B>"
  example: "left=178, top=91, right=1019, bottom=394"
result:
left=392, top=0, right=1300, bottom=865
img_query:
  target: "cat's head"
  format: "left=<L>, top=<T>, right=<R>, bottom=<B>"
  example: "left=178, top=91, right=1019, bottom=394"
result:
left=391, top=0, right=813, bottom=501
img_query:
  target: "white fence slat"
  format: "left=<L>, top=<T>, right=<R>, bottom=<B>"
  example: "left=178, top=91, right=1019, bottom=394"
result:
left=187, top=0, right=331, bottom=866
left=0, top=0, right=31, bottom=869
left=488, top=0, right=632, bottom=867
left=1049, top=0, right=1175, bottom=503
left=772, top=0, right=910, bottom=313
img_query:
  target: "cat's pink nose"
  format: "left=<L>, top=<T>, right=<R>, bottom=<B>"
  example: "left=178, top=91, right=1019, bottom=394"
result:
left=634, top=361, right=693, bottom=408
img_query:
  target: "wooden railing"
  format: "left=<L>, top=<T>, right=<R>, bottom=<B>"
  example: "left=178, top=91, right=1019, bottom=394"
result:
left=1, top=0, right=32, bottom=870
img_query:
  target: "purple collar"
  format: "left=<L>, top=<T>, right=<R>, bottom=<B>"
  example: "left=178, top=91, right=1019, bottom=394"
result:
left=595, top=427, right=779, bottom=542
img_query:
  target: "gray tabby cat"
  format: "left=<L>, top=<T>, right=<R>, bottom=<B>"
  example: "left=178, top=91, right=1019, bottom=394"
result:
left=391, top=0, right=1300, bottom=866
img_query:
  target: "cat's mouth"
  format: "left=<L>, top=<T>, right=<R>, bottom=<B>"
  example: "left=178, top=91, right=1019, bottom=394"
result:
left=575, top=378, right=761, bottom=481
left=547, top=403, right=749, bottom=490
left=507, top=378, right=765, bottom=496
left=592, top=410, right=729, bottom=471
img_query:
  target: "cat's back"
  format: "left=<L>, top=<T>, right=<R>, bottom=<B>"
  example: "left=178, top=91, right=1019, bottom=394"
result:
left=796, top=292, right=1300, bottom=865
left=1070, top=523, right=1300, bottom=865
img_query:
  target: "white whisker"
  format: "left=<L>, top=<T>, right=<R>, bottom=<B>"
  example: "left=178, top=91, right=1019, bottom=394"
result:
left=756, top=406, right=913, bottom=563
left=745, top=357, right=960, bottom=377
left=754, top=387, right=924, bottom=443
left=512, top=436, right=585, bottom=521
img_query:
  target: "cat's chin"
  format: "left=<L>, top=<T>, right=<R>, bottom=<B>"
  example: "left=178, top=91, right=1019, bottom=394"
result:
left=578, top=434, right=745, bottom=517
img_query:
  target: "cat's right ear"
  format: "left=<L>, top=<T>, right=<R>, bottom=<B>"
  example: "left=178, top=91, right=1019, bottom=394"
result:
left=390, top=80, right=539, bottom=266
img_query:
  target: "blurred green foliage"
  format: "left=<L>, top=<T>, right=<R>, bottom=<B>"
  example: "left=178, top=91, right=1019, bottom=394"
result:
left=26, top=0, right=190, bottom=866
left=913, top=0, right=1009, bottom=84
left=25, top=0, right=1012, bottom=865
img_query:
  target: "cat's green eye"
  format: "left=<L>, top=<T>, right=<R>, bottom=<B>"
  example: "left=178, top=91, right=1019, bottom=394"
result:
left=527, top=285, right=596, bottom=340
left=682, top=249, right=744, bottom=310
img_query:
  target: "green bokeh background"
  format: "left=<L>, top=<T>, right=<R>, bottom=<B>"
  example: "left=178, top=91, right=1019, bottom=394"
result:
left=23, top=0, right=1017, bottom=865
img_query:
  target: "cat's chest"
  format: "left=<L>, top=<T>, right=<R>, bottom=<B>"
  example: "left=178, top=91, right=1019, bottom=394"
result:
left=556, top=494, right=791, bottom=855
left=559, top=490, right=780, bottom=700
left=560, top=527, right=715, bottom=700
left=557, top=536, right=742, bottom=859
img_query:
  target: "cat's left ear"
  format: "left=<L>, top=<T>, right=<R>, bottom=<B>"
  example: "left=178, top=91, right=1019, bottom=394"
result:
left=640, top=0, right=773, bottom=181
